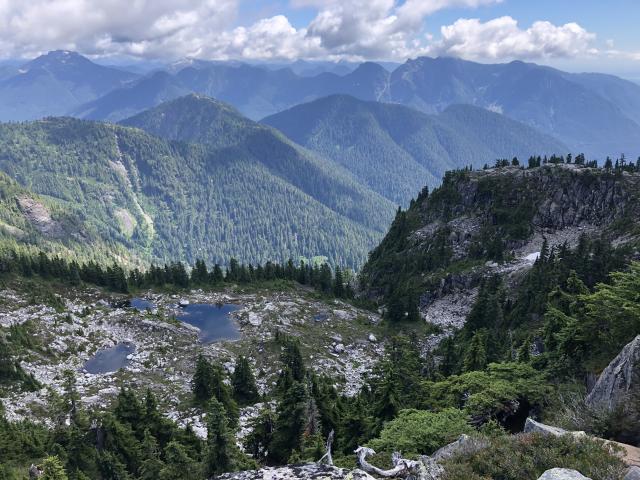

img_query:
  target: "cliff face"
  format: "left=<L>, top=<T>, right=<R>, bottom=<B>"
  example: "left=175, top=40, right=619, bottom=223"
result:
left=360, top=164, right=640, bottom=338
left=435, top=165, right=635, bottom=225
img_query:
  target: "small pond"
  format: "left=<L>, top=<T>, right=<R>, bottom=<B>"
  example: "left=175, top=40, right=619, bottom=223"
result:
left=130, top=298, right=155, bottom=311
left=84, top=343, right=136, bottom=374
left=177, top=304, right=241, bottom=343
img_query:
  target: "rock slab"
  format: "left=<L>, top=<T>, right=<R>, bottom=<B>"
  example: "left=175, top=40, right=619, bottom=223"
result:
left=586, top=335, right=640, bottom=411
left=624, top=466, right=640, bottom=480
left=537, top=468, right=591, bottom=480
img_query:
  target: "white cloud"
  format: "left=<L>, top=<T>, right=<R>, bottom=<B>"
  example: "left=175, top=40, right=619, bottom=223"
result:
left=0, top=0, right=615, bottom=64
left=205, top=15, right=322, bottom=60
left=298, top=0, right=503, bottom=60
left=0, top=0, right=238, bottom=59
left=427, top=16, right=597, bottom=61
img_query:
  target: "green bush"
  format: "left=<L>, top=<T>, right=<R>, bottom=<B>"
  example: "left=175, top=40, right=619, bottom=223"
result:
left=423, top=363, right=551, bottom=423
left=367, top=408, right=472, bottom=456
left=442, top=433, right=626, bottom=480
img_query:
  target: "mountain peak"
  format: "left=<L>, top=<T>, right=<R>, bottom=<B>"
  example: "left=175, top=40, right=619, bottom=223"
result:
left=120, top=93, right=250, bottom=144
left=350, top=61, right=387, bottom=76
left=26, top=50, right=90, bottom=68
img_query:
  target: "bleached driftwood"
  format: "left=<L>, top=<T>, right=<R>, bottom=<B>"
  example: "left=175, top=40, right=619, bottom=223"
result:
left=355, top=446, right=421, bottom=477
left=318, top=430, right=335, bottom=466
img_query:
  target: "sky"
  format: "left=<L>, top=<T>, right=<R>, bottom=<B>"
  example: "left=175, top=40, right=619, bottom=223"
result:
left=0, top=0, right=638, bottom=79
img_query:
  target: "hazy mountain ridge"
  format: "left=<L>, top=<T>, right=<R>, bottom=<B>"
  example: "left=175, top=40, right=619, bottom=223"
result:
left=389, top=57, right=640, bottom=158
left=3, top=51, right=638, bottom=159
left=80, top=55, right=640, bottom=158
left=77, top=61, right=392, bottom=121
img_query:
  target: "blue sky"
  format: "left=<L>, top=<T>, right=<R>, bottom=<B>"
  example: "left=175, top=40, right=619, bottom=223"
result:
left=0, top=0, right=638, bottom=79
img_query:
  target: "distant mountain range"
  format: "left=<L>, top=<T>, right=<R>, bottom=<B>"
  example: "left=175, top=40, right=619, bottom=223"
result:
left=75, top=61, right=392, bottom=121
left=1, top=51, right=638, bottom=158
left=0, top=50, right=138, bottom=121
left=388, top=57, right=640, bottom=159
left=262, top=95, right=567, bottom=204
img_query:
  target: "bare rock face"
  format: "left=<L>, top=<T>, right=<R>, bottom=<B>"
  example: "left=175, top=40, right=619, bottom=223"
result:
left=537, top=468, right=591, bottom=480
left=17, top=196, right=63, bottom=237
left=586, top=335, right=640, bottom=411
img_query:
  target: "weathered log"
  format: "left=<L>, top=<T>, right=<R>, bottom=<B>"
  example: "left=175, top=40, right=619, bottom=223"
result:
left=355, top=446, right=421, bottom=478
left=318, top=430, right=335, bottom=466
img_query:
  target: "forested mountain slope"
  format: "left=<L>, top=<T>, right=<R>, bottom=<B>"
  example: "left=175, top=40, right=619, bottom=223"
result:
left=263, top=95, right=567, bottom=204
left=360, top=162, right=640, bottom=378
left=120, top=94, right=395, bottom=235
left=0, top=172, right=132, bottom=263
left=0, top=117, right=394, bottom=267
left=361, top=162, right=640, bottom=305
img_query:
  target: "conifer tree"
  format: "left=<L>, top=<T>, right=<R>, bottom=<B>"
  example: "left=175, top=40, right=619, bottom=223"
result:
left=192, top=354, right=214, bottom=404
left=371, top=362, right=402, bottom=422
left=517, top=337, right=532, bottom=363
left=203, top=398, right=232, bottom=476
left=139, top=430, right=164, bottom=480
left=0, top=337, right=15, bottom=384
left=114, top=387, right=144, bottom=428
left=463, top=330, right=488, bottom=372
left=270, top=382, right=309, bottom=463
left=41, top=456, right=68, bottom=480
left=62, top=370, right=79, bottom=417
left=232, top=356, right=259, bottom=406
left=333, top=266, right=345, bottom=298
left=244, top=408, right=276, bottom=463
left=159, top=442, right=199, bottom=480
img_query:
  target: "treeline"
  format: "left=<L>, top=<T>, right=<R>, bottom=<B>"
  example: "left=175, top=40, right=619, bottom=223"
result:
left=487, top=152, right=640, bottom=172
left=0, top=249, right=354, bottom=299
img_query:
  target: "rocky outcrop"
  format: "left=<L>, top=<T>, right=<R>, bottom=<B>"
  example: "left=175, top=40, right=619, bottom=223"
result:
left=537, top=469, right=591, bottom=480
left=17, top=196, right=63, bottom=237
left=524, top=418, right=580, bottom=437
left=524, top=418, right=640, bottom=467
left=429, top=434, right=488, bottom=461
left=361, top=164, right=640, bottom=309
left=426, top=165, right=640, bottom=234
left=586, top=336, right=640, bottom=411
left=215, top=464, right=356, bottom=480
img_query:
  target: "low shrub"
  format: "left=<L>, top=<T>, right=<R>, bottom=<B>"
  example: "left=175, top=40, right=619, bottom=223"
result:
left=441, top=432, right=626, bottom=480
left=367, top=408, right=472, bottom=457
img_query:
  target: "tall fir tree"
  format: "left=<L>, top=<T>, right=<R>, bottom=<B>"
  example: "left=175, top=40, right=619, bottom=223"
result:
left=203, top=398, right=233, bottom=476
left=232, top=356, right=259, bottom=406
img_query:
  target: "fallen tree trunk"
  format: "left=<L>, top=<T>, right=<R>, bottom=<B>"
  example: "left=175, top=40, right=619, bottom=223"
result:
left=355, top=446, right=421, bottom=477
